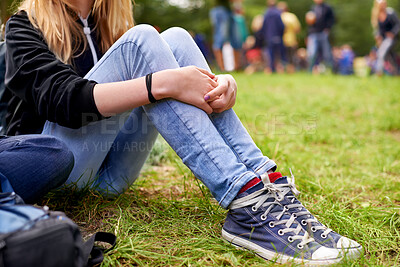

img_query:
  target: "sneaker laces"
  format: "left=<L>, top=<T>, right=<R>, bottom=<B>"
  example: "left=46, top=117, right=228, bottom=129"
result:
left=273, top=169, right=333, bottom=238
left=229, top=176, right=314, bottom=249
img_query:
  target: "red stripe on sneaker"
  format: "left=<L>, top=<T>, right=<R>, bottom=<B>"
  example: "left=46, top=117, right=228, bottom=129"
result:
left=268, top=172, right=282, bottom=183
left=238, top=178, right=261, bottom=194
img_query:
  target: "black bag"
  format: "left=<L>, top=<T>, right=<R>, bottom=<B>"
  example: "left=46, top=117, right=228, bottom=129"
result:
left=0, top=174, right=117, bottom=267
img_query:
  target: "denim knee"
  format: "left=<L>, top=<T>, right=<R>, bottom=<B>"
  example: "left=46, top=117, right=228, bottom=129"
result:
left=54, top=141, right=74, bottom=187
left=161, top=27, right=194, bottom=50
left=108, top=24, right=180, bottom=73
left=161, top=27, right=191, bottom=41
left=0, top=135, right=74, bottom=202
left=38, top=135, right=74, bottom=188
left=126, top=24, right=159, bottom=38
left=115, top=24, right=165, bottom=55
left=129, top=24, right=180, bottom=50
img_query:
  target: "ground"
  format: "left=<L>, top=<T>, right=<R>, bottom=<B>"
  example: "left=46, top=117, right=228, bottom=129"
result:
left=42, top=72, right=400, bottom=266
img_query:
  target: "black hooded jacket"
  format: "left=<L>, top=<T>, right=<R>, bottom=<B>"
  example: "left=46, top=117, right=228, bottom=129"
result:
left=4, top=11, right=104, bottom=135
left=308, top=2, right=335, bottom=34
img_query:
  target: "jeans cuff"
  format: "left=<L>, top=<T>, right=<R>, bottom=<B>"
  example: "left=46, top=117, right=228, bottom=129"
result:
left=254, top=159, right=277, bottom=177
left=218, top=171, right=259, bottom=209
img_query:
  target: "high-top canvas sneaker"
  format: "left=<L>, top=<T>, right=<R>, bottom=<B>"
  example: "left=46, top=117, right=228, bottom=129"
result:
left=222, top=175, right=343, bottom=266
left=262, top=171, right=363, bottom=260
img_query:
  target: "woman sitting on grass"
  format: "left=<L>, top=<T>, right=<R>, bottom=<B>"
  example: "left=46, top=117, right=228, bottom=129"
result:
left=5, top=0, right=362, bottom=264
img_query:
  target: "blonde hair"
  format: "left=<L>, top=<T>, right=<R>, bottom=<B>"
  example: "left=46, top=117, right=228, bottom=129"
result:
left=371, top=0, right=379, bottom=30
left=371, top=0, right=387, bottom=31
left=19, top=0, right=135, bottom=63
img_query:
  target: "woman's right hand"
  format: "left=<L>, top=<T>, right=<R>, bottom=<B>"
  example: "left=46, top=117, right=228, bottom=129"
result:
left=154, top=66, right=218, bottom=114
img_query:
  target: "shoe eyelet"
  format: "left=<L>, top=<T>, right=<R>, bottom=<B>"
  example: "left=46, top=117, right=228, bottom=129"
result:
left=277, top=196, right=284, bottom=201
left=260, top=215, right=267, bottom=221
left=321, top=233, right=327, bottom=239
left=251, top=206, right=257, bottom=212
left=292, top=213, right=297, bottom=218
left=311, top=227, right=317, bottom=232
left=288, top=236, right=294, bottom=242
left=269, top=222, right=275, bottom=228
left=301, top=220, right=307, bottom=226
left=283, top=206, right=288, bottom=212
left=297, top=244, right=304, bottom=249
left=278, top=229, right=284, bottom=236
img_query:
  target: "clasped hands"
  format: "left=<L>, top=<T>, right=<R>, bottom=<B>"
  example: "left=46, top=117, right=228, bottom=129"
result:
left=174, top=66, right=237, bottom=114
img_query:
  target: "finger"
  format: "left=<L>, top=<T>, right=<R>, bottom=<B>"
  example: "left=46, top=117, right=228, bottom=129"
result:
left=225, top=98, right=235, bottom=110
left=202, top=103, right=213, bottom=114
left=210, top=90, right=235, bottom=112
left=197, top=101, right=213, bottom=114
left=207, top=77, right=218, bottom=88
left=196, top=67, right=215, bottom=79
left=209, top=98, right=227, bottom=110
left=204, top=83, right=228, bottom=102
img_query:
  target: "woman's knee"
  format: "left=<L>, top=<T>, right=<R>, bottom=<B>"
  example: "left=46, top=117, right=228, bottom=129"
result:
left=0, top=135, right=74, bottom=202
left=112, top=24, right=180, bottom=72
left=161, top=27, right=193, bottom=46
left=122, top=24, right=162, bottom=45
left=34, top=135, right=74, bottom=186
left=51, top=138, right=74, bottom=184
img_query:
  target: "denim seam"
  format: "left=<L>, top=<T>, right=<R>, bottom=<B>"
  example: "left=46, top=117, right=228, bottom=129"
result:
left=254, top=159, right=277, bottom=176
left=4, top=141, right=33, bottom=150
left=87, top=40, right=155, bottom=186
left=164, top=100, right=228, bottom=185
left=163, top=101, right=258, bottom=209
left=87, top=40, right=156, bottom=80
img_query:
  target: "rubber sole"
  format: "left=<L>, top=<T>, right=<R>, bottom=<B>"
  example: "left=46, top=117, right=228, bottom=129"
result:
left=222, top=229, right=344, bottom=266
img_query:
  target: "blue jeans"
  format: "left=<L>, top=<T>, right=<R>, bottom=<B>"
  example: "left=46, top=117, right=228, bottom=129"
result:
left=0, top=135, right=74, bottom=203
left=264, top=41, right=286, bottom=72
left=209, top=7, right=241, bottom=50
left=376, top=37, right=395, bottom=74
left=42, top=25, right=276, bottom=209
left=307, top=32, right=333, bottom=70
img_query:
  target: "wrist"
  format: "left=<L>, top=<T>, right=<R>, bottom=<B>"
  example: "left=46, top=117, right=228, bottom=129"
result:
left=151, top=70, right=174, bottom=100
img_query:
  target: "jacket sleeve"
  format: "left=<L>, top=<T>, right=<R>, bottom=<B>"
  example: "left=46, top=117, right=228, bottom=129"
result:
left=388, top=9, right=400, bottom=37
left=5, top=12, right=104, bottom=129
left=325, top=5, right=335, bottom=30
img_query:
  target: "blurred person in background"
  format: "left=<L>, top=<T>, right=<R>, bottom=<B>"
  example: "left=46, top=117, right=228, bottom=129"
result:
left=371, top=0, right=400, bottom=76
left=338, top=44, right=355, bottom=75
left=210, top=0, right=242, bottom=71
left=295, top=47, right=308, bottom=70
left=332, top=45, right=355, bottom=75
left=243, top=14, right=265, bottom=74
left=277, top=1, right=301, bottom=73
left=261, top=0, right=286, bottom=74
left=232, top=1, right=248, bottom=69
left=366, top=47, right=378, bottom=75
left=306, top=0, right=335, bottom=74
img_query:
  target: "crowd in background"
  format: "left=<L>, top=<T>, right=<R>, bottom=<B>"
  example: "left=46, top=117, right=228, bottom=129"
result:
left=206, top=0, right=400, bottom=76
left=1, top=0, right=399, bottom=77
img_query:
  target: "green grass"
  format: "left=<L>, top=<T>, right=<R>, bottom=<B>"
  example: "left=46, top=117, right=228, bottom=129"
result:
left=42, top=73, right=400, bottom=266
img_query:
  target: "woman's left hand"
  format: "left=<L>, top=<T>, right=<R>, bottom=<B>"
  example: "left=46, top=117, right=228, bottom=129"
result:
left=204, top=74, right=237, bottom=113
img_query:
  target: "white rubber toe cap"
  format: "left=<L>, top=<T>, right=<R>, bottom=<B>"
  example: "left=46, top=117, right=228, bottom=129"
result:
left=337, top=236, right=362, bottom=249
left=336, top=237, right=363, bottom=260
left=312, top=246, right=341, bottom=260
